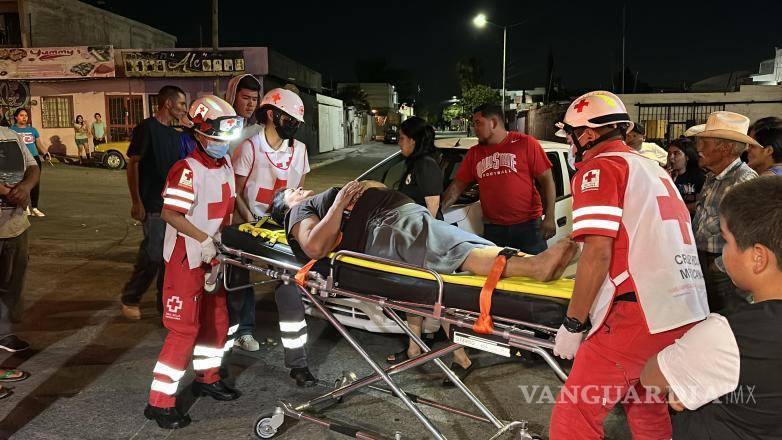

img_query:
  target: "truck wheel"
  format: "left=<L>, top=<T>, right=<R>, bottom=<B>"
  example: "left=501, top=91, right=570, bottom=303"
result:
left=106, top=151, right=126, bottom=170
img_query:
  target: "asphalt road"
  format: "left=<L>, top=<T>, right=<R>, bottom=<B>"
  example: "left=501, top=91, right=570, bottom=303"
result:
left=0, top=142, right=630, bottom=439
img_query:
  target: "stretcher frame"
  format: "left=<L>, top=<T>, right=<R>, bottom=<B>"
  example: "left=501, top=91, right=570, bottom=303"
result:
left=217, top=244, right=569, bottom=440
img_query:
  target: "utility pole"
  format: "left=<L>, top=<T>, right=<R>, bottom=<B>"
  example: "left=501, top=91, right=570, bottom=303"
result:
left=501, top=26, right=507, bottom=117
left=621, top=3, right=626, bottom=94
left=212, top=0, right=220, bottom=95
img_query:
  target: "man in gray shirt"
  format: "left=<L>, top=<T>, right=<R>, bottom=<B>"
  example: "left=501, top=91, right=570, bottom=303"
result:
left=0, top=126, right=38, bottom=397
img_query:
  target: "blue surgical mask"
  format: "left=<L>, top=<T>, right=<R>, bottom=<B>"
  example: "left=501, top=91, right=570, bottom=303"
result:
left=205, top=141, right=229, bottom=158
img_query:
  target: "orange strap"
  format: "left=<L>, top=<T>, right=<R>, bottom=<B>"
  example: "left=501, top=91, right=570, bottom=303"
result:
left=294, top=233, right=342, bottom=287
left=472, top=252, right=513, bottom=334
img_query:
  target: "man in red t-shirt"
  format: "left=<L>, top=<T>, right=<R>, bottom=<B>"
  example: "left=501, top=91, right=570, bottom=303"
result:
left=442, top=103, right=556, bottom=254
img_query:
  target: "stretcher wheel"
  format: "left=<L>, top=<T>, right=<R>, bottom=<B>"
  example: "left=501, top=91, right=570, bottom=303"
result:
left=254, top=410, right=288, bottom=439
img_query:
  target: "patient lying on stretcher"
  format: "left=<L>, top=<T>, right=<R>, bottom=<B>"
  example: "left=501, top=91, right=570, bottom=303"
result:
left=270, top=180, right=577, bottom=282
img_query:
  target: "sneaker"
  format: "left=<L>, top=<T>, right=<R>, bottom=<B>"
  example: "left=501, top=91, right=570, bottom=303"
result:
left=121, top=304, right=141, bottom=320
left=31, top=208, right=45, bottom=217
left=234, top=335, right=260, bottom=352
left=24, top=207, right=30, bottom=216
left=0, top=335, right=31, bottom=352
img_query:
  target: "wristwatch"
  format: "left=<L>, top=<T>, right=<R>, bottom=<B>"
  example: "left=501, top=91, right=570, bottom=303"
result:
left=562, top=316, right=591, bottom=333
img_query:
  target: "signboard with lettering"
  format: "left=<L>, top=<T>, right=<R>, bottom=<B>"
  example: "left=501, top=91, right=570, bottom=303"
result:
left=0, top=46, right=115, bottom=79
left=122, top=50, right=246, bottom=77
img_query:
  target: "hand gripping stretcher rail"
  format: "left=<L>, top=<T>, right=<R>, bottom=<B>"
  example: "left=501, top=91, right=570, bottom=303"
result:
left=212, top=220, right=573, bottom=440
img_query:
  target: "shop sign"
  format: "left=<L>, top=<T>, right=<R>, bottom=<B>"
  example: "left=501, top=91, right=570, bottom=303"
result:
left=122, top=50, right=246, bottom=77
left=0, top=46, right=115, bottom=79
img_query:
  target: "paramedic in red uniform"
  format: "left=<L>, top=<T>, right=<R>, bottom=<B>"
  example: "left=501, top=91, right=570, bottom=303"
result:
left=442, top=103, right=557, bottom=254
left=144, top=95, right=242, bottom=429
left=548, top=91, right=710, bottom=439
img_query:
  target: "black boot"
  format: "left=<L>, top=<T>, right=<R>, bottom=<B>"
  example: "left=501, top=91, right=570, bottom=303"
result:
left=144, top=404, right=191, bottom=429
left=290, top=367, right=317, bottom=387
left=191, top=380, right=241, bottom=401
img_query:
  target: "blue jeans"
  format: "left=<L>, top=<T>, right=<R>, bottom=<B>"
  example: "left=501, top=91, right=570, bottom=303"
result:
left=483, top=218, right=548, bottom=255
left=227, top=267, right=255, bottom=337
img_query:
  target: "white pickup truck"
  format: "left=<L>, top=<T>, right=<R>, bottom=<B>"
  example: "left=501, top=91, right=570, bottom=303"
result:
left=302, top=136, right=576, bottom=333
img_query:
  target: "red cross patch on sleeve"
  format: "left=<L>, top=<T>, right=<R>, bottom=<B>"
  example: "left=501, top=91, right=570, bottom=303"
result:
left=178, top=169, right=193, bottom=188
left=581, top=169, right=600, bottom=192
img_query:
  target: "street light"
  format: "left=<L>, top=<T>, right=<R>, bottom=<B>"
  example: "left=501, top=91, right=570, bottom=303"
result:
left=472, top=13, right=526, bottom=117
left=472, top=13, right=487, bottom=28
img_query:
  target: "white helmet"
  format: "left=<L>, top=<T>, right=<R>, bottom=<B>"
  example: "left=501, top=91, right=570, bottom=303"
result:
left=188, top=95, right=243, bottom=141
left=555, top=91, right=633, bottom=138
left=259, top=88, right=305, bottom=123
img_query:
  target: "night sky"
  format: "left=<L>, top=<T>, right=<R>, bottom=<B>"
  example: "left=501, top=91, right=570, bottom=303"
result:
left=88, top=0, right=782, bottom=110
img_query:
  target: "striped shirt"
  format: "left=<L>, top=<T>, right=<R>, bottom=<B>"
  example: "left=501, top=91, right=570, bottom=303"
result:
left=693, top=159, right=757, bottom=254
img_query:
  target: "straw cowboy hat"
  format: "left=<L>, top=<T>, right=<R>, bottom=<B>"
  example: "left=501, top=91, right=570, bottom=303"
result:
left=695, top=111, right=760, bottom=146
left=684, top=124, right=704, bottom=137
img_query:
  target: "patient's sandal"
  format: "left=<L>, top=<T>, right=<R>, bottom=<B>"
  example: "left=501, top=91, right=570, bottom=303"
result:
left=442, top=362, right=475, bottom=387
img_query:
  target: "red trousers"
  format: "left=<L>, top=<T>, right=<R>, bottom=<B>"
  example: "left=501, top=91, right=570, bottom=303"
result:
left=549, top=302, right=693, bottom=440
left=148, top=237, right=232, bottom=408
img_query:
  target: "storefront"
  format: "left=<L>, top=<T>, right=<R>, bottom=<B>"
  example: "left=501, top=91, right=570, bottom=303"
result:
left=6, top=46, right=268, bottom=156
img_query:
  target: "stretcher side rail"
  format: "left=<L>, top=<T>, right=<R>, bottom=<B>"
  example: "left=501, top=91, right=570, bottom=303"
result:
left=216, top=245, right=566, bottom=439
left=218, top=244, right=568, bottom=382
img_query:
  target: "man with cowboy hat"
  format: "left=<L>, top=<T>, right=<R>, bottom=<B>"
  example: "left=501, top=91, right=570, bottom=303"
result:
left=548, top=91, right=709, bottom=439
left=693, top=111, right=759, bottom=314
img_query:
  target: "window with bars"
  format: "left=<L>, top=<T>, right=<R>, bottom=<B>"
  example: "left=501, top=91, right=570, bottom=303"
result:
left=637, top=103, right=726, bottom=143
left=41, top=96, right=74, bottom=128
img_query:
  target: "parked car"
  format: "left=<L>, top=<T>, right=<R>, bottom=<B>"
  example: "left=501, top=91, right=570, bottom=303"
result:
left=383, top=125, right=399, bottom=144
left=302, top=136, right=577, bottom=334
left=92, top=141, right=129, bottom=170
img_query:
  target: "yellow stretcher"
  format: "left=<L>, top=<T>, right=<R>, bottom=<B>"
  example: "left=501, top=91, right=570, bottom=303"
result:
left=217, top=219, right=572, bottom=440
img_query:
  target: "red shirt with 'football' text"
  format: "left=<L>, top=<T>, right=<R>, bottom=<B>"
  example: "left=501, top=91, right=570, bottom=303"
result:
left=454, top=132, right=552, bottom=225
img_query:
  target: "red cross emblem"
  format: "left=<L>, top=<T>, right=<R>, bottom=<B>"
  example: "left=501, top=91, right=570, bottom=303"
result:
left=221, top=118, right=237, bottom=129
left=657, top=178, right=692, bottom=245
left=574, top=99, right=590, bottom=113
left=271, top=93, right=282, bottom=104
left=256, top=178, right=287, bottom=206
left=166, top=296, right=183, bottom=314
left=208, top=183, right=234, bottom=226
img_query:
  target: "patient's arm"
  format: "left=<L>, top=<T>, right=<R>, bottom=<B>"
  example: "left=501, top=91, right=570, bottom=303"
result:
left=292, top=181, right=363, bottom=259
left=347, top=180, right=387, bottom=209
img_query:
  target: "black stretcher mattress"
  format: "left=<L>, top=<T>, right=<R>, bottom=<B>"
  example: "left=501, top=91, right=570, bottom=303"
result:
left=222, top=224, right=573, bottom=328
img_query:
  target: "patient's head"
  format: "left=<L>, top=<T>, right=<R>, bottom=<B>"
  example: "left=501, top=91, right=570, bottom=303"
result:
left=270, top=187, right=314, bottom=226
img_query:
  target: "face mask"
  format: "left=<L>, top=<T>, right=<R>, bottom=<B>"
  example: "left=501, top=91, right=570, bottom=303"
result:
left=273, top=111, right=300, bottom=139
left=567, top=144, right=577, bottom=170
left=204, top=141, right=229, bottom=158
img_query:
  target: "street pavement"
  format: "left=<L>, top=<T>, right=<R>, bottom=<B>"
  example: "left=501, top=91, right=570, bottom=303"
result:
left=0, top=141, right=630, bottom=439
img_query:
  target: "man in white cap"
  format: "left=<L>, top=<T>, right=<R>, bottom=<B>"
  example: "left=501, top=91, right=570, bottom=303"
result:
left=549, top=91, right=709, bottom=439
left=693, top=111, right=759, bottom=313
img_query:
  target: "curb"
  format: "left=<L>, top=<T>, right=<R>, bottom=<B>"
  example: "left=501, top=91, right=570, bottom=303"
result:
left=308, top=144, right=375, bottom=171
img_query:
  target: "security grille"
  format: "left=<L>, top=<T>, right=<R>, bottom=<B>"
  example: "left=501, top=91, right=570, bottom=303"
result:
left=637, top=103, right=726, bottom=144
left=41, top=96, right=74, bottom=129
left=106, top=95, right=144, bottom=142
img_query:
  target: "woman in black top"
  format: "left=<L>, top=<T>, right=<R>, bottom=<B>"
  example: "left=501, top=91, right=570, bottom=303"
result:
left=386, top=117, right=474, bottom=385
left=395, top=117, right=443, bottom=218
left=666, top=138, right=705, bottom=216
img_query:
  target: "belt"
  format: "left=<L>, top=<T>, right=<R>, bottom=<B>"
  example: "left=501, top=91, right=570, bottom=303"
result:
left=614, top=291, right=637, bottom=302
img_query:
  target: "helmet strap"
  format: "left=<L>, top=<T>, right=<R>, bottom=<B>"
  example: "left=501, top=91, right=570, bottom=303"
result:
left=581, top=127, right=622, bottom=150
